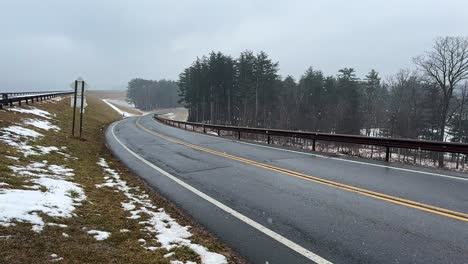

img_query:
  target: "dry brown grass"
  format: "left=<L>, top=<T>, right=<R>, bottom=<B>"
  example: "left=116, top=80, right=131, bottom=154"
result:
left=0, top=94, right=243, bottom=263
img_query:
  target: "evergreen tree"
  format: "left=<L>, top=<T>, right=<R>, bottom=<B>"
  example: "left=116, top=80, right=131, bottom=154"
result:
left=336, top=68, right=361, bottom=134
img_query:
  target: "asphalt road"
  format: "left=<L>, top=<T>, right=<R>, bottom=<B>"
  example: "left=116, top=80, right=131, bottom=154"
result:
left=105, top=113, right=468, bottom=264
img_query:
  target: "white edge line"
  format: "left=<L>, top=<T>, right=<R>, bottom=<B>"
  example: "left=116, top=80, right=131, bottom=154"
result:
left=110, top=121, right=332, bottom=264
left=156, top=117, right=468, bottom=182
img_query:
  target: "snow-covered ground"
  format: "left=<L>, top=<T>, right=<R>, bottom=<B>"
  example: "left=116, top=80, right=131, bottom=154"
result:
left=0, top=106, right=86, bottom=232
left=102, top=99, right=135, bottom=118
left=96, top=158, right=227, bottom=264
left=24, top=118, right=60, bottom=131
left=162, top=112, right=176, bottom=120
left=160, top=108, right=188, bottom=122
left=8, top=107, right=55, bottom=119
left=0, top=116, right=64, bottom=157
left=105, top=99, right=137, bottom=110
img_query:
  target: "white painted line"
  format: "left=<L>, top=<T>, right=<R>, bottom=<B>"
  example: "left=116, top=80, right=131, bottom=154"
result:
left=110, top=121, right=332, bottom=264
left=151, top=116, right=468, bottom=182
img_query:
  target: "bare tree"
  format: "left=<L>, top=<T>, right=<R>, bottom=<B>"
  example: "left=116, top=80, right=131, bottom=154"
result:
left=414, top=36, right=468, bottom=167
left=455, top=83, right=468, bottom=168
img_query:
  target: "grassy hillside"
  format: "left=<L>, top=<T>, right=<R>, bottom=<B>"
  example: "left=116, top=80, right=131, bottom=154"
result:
left=0, top=95, right=242, bottom=263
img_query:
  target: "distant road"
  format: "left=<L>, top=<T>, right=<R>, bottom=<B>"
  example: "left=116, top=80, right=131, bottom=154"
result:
left=106, top=113, right=468, bottom=264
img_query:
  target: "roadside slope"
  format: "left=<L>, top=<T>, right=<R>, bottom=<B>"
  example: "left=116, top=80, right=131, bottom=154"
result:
left=0, top=95, right=241, bottom=263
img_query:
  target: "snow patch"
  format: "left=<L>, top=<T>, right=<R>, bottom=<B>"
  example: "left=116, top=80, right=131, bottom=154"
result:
left=0, top=161, right=85, bottom=232
left=24, top=119, right=60, bottom=131
left=5, top=156, right=19, bottom=161
left=0, top=107, right=84, bottom=232
left=87, top=230, right=110, bottom=241
left=0, top=125, right=62, bottom=157
left=164, top=252, right=175, bottom=258
left=3, top=126, right=43, bottom=138
left=51, top=96, right=63, bottom=102
left=48, top=223, right=68, bottom=228
left=0, top=178, right=85, bottom=232
left=102, top=99, right=135, bottom=118
left=162, top=112, right=176, bottom=120
left=96, top=158, right=227, bottom=264
left=50, top=253, right=63, bottom=262
left=8, top=107, right=53, bottom=119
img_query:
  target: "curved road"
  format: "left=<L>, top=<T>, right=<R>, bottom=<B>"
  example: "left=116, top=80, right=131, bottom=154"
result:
left=105, top=113, right=468, bottom=264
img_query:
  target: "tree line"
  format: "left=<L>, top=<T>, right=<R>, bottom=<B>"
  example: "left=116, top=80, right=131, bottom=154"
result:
left=177, top=37, right=468, bottom=149
left=127, top=78, right=179, bottom=110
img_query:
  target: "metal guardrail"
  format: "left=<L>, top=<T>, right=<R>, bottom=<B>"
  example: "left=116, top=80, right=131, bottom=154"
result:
left=1, top=91, right=73, bottom=109
left=154, top=115, right=468, bottom=162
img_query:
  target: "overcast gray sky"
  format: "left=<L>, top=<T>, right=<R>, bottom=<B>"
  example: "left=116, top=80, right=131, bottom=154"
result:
left=1, top=0, right=467, bottom=91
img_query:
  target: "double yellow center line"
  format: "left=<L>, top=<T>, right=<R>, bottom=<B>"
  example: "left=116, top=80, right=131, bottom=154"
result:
left=136, top=117, right=468, bottom=222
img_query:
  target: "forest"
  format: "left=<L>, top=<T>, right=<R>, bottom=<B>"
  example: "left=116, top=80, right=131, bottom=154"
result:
left=126, top=78, right=179, bottom=110
left=177, top=37, right=468, bottom=146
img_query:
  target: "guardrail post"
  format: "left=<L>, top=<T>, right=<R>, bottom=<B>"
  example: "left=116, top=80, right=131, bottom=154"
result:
left=185, top=124, right=187, bottom=130
left=0, top=94, right=4, bottom=109
left=385, top=146, right=390, bottom=162
left=312, top=139, right=316, bottom=151
left=267, top=132, right=270, bottom=144
left=217, top=128, right=220, bottom=136
left=203, top=126, right=206, bottom=133
left=1, top=93, right=7, bottom=108
left=238, top=131, right=241, bottom=140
